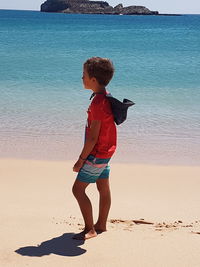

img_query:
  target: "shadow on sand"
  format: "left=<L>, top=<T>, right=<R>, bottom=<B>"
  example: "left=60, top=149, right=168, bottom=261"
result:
left=15, top=233, right=86, bottom=257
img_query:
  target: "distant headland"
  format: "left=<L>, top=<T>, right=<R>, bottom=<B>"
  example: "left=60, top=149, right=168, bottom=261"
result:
left=40, top=0, right=160, bottom=15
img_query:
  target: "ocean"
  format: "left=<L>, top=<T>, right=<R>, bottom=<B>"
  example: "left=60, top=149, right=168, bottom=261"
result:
left=0, top=9, right=200, bottom=165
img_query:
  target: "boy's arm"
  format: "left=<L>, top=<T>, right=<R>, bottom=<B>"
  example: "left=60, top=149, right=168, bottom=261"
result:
left=73, top=120, right=101, bottom=172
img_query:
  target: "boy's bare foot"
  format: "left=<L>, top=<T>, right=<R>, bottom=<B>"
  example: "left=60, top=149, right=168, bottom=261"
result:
left=94, top=223, right=107, bottom=233
left=73, top=229, right=97, bottom=240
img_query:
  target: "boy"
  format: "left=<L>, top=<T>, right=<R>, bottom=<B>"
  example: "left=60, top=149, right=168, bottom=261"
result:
left=72, top=57, right=117, bottom=240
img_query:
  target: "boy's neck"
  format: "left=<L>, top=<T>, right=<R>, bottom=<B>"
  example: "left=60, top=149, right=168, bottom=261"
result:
left=92, top=86, right=106, bottom=94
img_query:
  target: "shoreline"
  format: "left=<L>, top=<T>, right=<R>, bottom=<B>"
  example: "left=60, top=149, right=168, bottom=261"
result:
left=1, top=156, right=200, bottom=167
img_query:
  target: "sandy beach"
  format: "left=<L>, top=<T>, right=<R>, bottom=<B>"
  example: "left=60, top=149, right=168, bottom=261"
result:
left=1, top=158, right=200, bottom=267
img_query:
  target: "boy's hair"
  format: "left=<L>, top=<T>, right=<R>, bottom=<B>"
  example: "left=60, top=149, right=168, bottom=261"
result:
left=84, top=57, right=114, bottom=86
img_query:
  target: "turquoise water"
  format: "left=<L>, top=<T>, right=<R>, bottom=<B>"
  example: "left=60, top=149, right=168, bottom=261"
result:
left=0, top=10, right=200, bottom=165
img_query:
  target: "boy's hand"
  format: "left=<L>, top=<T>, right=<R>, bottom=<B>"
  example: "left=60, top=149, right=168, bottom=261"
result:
left=73, top=158, right=85, bottom=172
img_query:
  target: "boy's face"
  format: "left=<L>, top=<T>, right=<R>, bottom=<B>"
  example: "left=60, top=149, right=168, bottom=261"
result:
left=82, top=67, right=96, bottom=90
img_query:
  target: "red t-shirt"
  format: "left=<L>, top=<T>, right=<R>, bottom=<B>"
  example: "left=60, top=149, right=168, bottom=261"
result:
left=86, top=91, right=117, bottom=159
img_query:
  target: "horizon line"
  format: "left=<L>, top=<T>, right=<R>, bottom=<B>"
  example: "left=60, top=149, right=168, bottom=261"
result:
left=0, top=8, right=200, bottom=15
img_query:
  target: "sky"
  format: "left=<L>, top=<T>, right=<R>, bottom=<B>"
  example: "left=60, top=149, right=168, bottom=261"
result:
left=0, top=0, right=200, bottom=14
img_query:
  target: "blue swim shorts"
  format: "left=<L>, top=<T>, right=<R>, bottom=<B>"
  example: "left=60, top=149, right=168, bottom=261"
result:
left=76, top=155, right=111, bottom=183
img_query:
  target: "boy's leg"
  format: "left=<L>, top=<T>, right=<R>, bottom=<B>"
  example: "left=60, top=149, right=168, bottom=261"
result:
left=72, top=179, right=97, bottom=239
left=95, top=178, right=111, bottom=232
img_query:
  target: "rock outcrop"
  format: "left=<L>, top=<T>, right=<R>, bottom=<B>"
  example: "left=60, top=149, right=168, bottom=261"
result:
left=40, top=0, right=159, bottom=15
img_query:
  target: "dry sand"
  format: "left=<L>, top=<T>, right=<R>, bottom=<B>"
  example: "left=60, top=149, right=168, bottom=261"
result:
left=1, top=159, right=200, bottom=267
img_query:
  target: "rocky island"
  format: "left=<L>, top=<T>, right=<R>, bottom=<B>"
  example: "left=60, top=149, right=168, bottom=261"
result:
left=40, top=0, right=159, bottom=15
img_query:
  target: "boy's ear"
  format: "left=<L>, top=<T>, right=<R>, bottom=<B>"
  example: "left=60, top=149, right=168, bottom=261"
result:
left=91, top=77, right=97, bottom=83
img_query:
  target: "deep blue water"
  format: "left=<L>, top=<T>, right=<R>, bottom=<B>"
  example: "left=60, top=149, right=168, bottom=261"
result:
left=0, top=9, right=200, bottom=165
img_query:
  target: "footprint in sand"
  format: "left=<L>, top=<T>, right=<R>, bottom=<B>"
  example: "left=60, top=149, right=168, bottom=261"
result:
left=108, top=218, right=154, bottom=231
left=108, top=219, right=200, bottom=234
left=109, top=219, right=154, bottom=225
left=52, top=216, right=200, bottom=235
